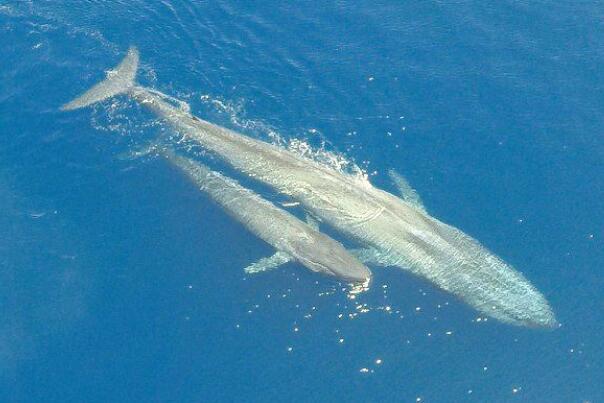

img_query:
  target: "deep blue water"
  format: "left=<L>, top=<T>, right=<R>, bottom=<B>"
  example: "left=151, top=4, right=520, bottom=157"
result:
left=1, top=1, right=603, bottom=402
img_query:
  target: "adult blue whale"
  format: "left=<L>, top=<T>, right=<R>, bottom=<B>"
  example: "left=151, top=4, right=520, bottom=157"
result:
left=62, top=47, right=557, bottom=328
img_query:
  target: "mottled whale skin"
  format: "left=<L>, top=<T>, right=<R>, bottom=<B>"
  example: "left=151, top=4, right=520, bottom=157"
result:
left=159, top=147, right=372, bottom=283
left=62, top=47, right=557, bottom=328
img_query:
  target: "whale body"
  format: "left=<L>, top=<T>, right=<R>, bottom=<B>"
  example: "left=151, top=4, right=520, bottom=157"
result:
left=62, top=47, right=557, bottom=328
left=159, top=147, right=371, bottom=283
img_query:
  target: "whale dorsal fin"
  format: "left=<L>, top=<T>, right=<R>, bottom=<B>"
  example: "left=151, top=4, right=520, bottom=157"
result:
left=244, top=251, right=292, bottom=274
left=388, top=169, right=426, bottom=213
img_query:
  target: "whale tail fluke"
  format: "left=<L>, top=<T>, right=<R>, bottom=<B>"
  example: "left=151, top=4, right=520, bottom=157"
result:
left=61, top=46, right=139, bottom=111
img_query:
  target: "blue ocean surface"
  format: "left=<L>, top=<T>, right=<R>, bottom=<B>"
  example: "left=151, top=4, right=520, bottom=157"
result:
left=1, top=1, right=602, bottom=402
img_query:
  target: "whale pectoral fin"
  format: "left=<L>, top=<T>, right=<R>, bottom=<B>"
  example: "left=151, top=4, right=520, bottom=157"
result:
left=244, top=251, right=292, bottom=274
left=304, top=213, right=320, bottom=231
left=350, top=248, right=391, bottom=267
left=351, top=248, right=408, bottom=268
left=388, top=169, right=426, bottom=212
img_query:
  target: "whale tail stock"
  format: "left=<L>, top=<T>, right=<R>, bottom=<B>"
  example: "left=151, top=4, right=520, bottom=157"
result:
left=61, top=46, right=139, bottom=111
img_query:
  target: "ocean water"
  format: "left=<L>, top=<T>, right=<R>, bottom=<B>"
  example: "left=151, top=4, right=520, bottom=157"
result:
left=1, top=1, right=602, bottom=402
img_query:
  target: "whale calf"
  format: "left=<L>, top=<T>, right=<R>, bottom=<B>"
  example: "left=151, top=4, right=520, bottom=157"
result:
left=62, top=47, right=557, bottom=328
left=158, top=147, right=371, bottom=283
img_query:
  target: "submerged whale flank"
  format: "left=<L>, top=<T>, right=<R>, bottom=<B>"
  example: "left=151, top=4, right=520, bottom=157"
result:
left=62, top=46, right=557, bottom=328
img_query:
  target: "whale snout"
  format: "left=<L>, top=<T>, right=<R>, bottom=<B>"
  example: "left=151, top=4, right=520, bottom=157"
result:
left=518, top=301, right=559, bottom=330
left=314, top=253, right=372, bottom=284
left=301, top=237, right=373, bottom=284
left=334, top=260, right=373, bottom=284
left=481, top=288, right=558, bottom=330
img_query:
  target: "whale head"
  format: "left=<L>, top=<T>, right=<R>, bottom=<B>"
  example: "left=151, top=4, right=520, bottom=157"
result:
left=291, top=232, right=372, bottom=284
